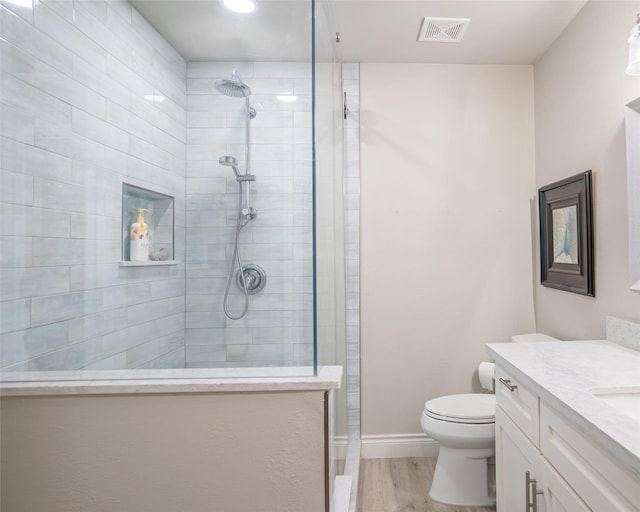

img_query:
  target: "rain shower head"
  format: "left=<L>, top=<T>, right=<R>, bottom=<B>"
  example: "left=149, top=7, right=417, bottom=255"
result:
left=215, top=69, right=251, bottom=98
left=219, top=155, right=241, bottom=177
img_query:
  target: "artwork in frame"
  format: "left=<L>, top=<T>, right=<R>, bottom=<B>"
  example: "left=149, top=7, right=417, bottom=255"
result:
left=538, top=170, right=594, bottom=296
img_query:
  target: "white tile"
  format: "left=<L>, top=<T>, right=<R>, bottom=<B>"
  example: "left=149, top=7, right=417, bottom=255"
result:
left=0, top=236, right=32, bottom=267
left=71, top=107, right=130, bottom=152
left=186, top=345, right=227, bottom=363
left=186, top=177, right=228, bottom=195
left=0, top=5, right=73, bottom=76
left=1, top=137, right=73, bottom=183
left=1, top=321, right=69, bottom=366
left=35, top=120, right=106, bottom=166
left=1, top=170, right=34, bottom=205
left=152, top=127, right=185, bottom=159
left=1, top=203, right=70, bottom=238
left=75, top=1, right=107, bottom=23
left=33, top=177, right=105, bottom=215
left=188, top=127, right=244, bottom=146
left=32, top=238, right=98, bottom=266
left=253, top=62, right=311, bottom=79
left=0, top=0, right=33, bottom=22
left=251, top=126, right=309, bottom=145
left=69, top=307, right=127, bottom=342
left=72, top=55, right=130, bottom=111
left=69, top=263, right=120, bottom=291
left=227, top=343, right=293, bottom=363
left=130, top=94, right=185, bottom=142
left=126, top=296, right=184, bottom=327
left=38, top=0, right=72, bottom=22
left=74, top=3, right=130, bottom=64
left=0, top=299, right=31, bottom=334
left=129, top=135, right=171, bottom=168
left=1, top=103, right=35, bottom=144
left=31, top=289, right=102, bottom=327
left=1, top=38, right=36, bottom=82
left=1, top=266, right=70, bottom=300
left=130, top=6, right=184, bottom=73
left=187, top=61, right=253, bottom=79
left=2, top=73, right=73, bottom=128
left=34, top=1, right=107, bottom=73
left=187, top=111, right=227, bottom=129
left=341, top=63, right=359, bottom=80
left=187, top=94, right=238, bottom=112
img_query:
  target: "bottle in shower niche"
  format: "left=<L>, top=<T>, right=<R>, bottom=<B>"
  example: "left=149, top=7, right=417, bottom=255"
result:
left=130, top=208, right=150, bottom=261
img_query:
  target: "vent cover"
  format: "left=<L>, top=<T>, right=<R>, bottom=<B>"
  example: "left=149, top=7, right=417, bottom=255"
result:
left=418, top=17, right=470, bottom=43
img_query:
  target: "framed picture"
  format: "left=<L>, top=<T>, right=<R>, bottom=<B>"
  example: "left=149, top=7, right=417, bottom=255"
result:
left=538, top=170, right=594, bottom=296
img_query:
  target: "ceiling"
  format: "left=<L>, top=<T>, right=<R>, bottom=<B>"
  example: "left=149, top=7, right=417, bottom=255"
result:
left=132, top=0, right=588, bottom=64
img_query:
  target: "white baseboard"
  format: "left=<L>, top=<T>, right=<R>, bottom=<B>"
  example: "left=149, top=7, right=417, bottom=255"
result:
left=333, top=436, right=350, bottom=461
left=361, top=433, right=440, bottom=459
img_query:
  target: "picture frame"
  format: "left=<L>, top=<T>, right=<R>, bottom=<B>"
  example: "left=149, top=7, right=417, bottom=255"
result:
left=538, top=170, right=594, bottom=296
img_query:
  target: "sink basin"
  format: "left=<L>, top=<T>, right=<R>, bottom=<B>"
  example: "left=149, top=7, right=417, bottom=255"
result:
left=590, top=387, right=640, bottom=424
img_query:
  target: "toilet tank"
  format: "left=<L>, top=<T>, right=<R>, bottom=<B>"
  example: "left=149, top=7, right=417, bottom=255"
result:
left=511, top=333, right=559, bottom=343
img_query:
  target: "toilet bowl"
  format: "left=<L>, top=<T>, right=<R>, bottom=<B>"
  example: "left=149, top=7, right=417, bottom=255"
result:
left=421, top=393, right=496, bottom=506
left=420, top=332, right=559, bottom=506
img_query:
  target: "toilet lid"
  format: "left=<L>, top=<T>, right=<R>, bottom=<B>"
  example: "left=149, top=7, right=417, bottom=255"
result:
left=424, top=393, right=495, bottom=423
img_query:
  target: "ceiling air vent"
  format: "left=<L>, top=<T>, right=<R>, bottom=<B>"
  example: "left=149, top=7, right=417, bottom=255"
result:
left=418, top=17, right=470, bottom=43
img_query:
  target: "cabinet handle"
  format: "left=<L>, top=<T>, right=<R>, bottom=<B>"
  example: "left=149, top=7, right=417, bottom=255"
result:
left=525, top=470, right=544, bottom=511
left=499, top=377, right=518, bottom=392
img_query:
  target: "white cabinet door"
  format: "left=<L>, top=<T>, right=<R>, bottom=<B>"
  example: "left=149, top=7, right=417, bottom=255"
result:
left=496, top=405, right=591, bottom=512
left=535, top=457, right=591, bottom=512
left=495, top=405, right=540, bottom=511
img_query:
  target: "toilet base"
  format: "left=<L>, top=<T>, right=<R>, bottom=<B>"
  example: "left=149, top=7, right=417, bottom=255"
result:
left=429, top=446, right=496, bottom=507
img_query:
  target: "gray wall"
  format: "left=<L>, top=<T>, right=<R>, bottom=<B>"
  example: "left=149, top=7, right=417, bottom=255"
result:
left=359, top=64, right=537, bottom=441
left=0, top=0, right=187, bottom=371
left=534, top=0, right=640, bottom=337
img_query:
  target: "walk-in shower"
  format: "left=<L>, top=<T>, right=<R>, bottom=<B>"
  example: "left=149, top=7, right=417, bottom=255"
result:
left=0, top=0, right=354, bottom=507
left=0, top=0, right=347, bottom=400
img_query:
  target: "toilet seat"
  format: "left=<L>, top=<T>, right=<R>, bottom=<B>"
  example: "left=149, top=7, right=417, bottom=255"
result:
left=424, top=393, right=495, bottom=424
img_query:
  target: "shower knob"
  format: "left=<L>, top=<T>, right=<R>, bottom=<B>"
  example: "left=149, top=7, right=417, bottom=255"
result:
left=236, top=264, right=267, bottom=295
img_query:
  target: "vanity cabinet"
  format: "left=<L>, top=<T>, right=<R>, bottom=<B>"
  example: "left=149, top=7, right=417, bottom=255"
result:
left=495, top=364, right=640, bottom=512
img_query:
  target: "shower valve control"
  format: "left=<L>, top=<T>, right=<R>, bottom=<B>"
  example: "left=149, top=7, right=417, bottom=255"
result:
left=236, top=264, right=267, bottom=295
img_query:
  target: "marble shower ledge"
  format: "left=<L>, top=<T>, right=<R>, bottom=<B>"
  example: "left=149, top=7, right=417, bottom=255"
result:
left=486, top=340, right=640, bottom=479
left=0, top=366, right=342, bottom=396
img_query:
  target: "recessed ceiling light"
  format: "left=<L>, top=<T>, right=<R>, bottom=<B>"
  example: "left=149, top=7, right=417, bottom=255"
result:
left=222, top=0, right=256, bottom=14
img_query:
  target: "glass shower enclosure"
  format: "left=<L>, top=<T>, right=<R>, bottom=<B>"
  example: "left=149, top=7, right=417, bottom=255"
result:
left=0, top=0, right=345, bottom=380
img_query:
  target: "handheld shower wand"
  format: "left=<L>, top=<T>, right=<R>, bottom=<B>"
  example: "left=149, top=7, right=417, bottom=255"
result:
left=218, top=155, right=241, bottom=178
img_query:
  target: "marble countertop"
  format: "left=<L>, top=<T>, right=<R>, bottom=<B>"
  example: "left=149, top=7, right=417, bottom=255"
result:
left=486, top=340, right=640, bottom=479
left=0, top=365, right=343, bottom=396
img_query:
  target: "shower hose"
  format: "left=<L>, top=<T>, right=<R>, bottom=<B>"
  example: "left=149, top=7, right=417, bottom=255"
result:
left=223, top=181, right=251, bottom=320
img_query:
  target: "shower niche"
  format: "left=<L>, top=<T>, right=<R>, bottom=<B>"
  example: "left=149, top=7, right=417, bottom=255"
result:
left=121, top=183, right=176, bottom=266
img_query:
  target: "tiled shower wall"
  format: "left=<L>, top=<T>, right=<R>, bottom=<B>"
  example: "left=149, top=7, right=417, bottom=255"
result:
left=0, top=1, right=353, bottom=382
left=343, top=63, right=361, bottom=440
left=0, top=0, right=187, bottom=370
left=184, top=62, right=315, bottom=367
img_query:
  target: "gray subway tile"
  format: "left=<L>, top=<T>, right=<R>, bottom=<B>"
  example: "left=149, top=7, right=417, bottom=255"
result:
left=1, top=266, right=70, bottom=300
left=31, top=289, right=102, bottom=326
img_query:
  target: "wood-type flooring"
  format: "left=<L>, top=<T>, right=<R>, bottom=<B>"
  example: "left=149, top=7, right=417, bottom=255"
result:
left=357, top=457, right=496, bottom=512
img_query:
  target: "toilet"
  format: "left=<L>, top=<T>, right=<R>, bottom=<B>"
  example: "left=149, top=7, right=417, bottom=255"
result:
left=420, top=333, right=558, bottom=506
